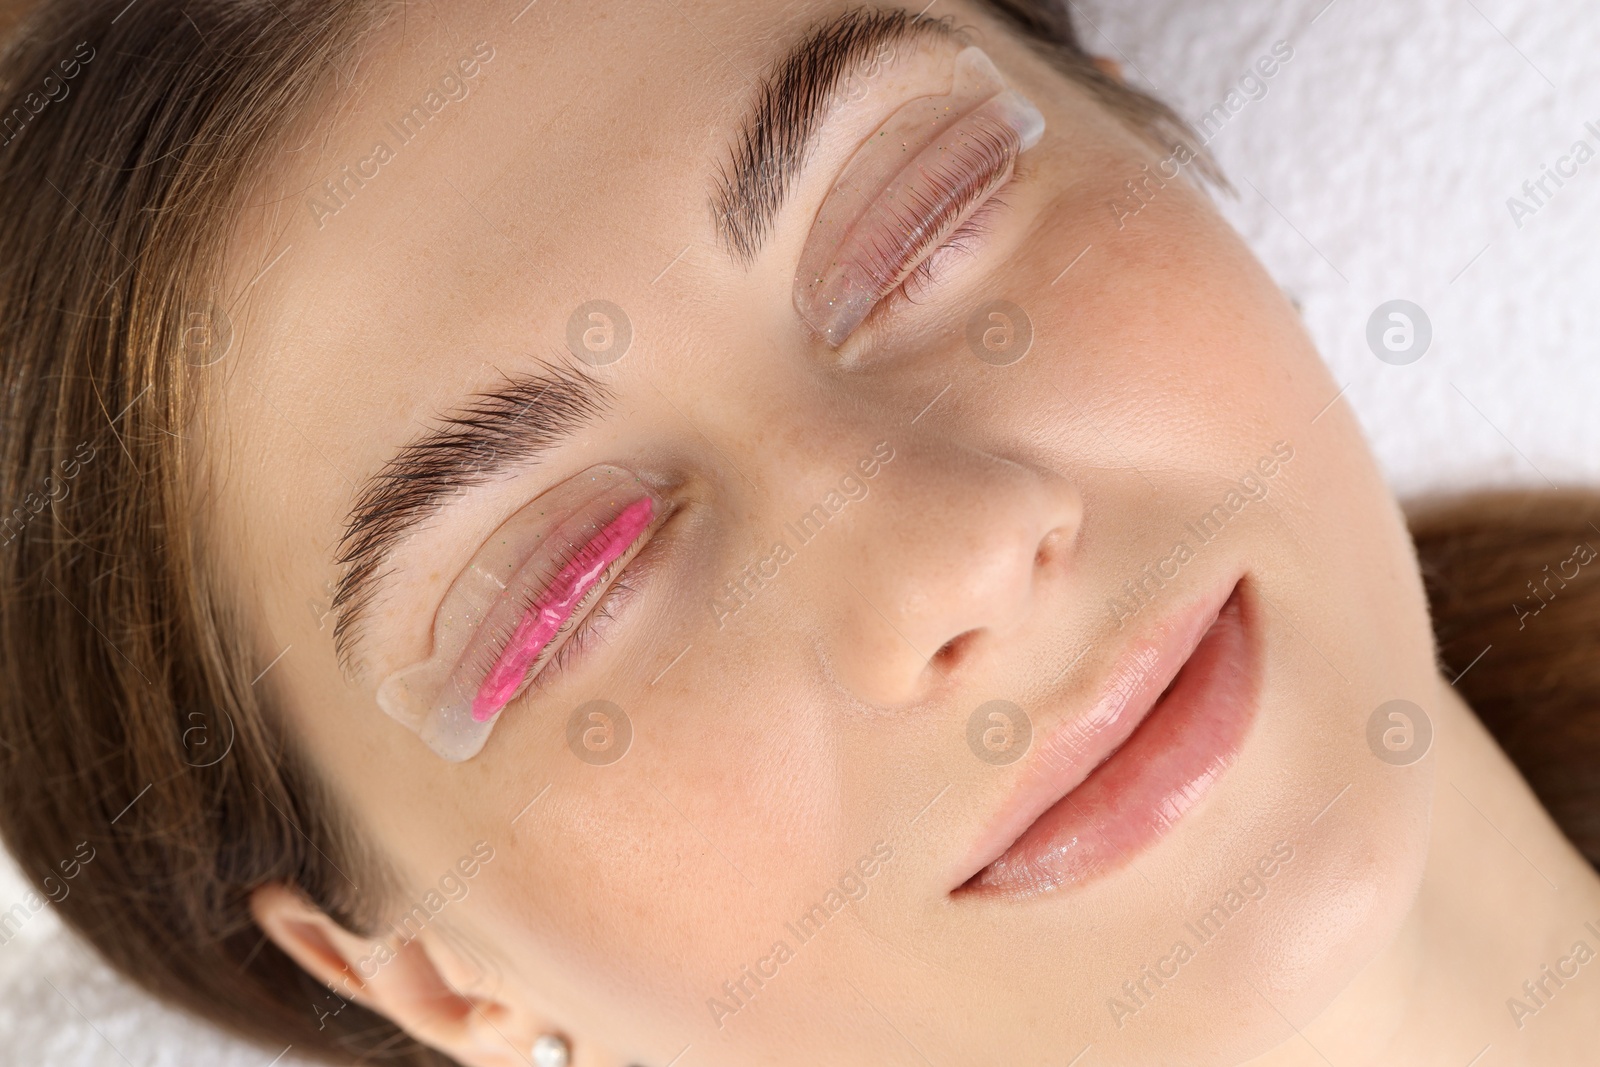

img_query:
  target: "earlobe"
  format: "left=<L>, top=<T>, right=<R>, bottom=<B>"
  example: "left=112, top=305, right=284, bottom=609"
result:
left=248, top=882, right=538, bottom=1066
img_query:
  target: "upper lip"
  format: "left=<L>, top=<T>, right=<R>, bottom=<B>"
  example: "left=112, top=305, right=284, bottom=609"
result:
left=950, top=573, right=1243, bottom=890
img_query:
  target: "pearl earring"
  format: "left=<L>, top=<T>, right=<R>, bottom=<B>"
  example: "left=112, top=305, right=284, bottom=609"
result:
left=532, top=1033, right=571, bottom=1067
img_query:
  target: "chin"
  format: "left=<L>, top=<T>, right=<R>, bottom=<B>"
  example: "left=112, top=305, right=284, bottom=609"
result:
left=1198, top=727, right=1436, bottom=1063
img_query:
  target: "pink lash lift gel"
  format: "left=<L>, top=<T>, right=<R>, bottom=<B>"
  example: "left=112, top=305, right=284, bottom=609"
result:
left=470, top=495, right=653, bottom=722
left=376, top=465, right=662, bottom=762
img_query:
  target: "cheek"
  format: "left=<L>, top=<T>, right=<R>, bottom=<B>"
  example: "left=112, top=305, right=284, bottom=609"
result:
left=1046, top=189, right=1324, bottom=451
left=475, top=656, right=850, bottom=1049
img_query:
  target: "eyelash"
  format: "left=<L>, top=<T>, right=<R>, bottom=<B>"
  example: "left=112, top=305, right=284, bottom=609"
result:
left=894, top=192, right=1009, bottom=307
left=520, top=562, right=636, bottom=696
left=861, top=129, right=1025, bottom=324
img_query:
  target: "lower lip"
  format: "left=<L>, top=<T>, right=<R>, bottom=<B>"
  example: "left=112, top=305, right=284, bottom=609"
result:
left=959, top=582, right=1260, bottom=897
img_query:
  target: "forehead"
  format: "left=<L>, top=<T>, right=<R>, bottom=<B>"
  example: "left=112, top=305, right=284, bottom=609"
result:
left=260, top=0, right=742, bottom=337
left=210, top=3, right=742, bottom=566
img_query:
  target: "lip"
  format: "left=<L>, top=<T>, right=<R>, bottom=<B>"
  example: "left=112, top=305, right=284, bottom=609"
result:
left=952, top=575, right=1260, bottom=898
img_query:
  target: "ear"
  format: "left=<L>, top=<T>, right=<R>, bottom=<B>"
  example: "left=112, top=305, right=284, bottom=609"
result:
left=1090, top=55, right=1125, bottom=82
left=249, top=883, right=543, bottom=1067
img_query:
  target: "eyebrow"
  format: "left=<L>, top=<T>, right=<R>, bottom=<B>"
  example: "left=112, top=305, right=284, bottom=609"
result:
left=711, top=7, right=962, bottom=264
left=330, top=360, right=613, bottom=673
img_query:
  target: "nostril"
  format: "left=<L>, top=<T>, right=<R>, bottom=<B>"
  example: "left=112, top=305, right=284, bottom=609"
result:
left=1035, top=526, right=1073, bottom=570
left=933, top=629, right=979, bottom=671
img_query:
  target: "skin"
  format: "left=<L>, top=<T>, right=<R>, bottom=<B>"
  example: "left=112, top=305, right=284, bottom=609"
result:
left=208, top=1, right=1600, bottom=1064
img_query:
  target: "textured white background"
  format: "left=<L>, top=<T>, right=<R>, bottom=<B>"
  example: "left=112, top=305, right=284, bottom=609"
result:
left=1078, top=0, right=1600, bottom=499
left=4, top=0, right=1597, bottom=1062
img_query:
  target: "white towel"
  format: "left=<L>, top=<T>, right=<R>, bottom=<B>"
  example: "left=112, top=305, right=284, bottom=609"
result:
left=1077, top=0, right=1600, bottom=498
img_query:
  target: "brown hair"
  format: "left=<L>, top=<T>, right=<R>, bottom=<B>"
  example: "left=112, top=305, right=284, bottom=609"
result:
left=0, top=0, right=424, bottom=1062
left=0, top=2, right=1589, bottom=1066
left=1409, top=490, right=1600, bottom=869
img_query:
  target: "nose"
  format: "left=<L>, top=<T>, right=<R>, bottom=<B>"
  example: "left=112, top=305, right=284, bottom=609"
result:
left=819, top=438, right=1083, bottom=707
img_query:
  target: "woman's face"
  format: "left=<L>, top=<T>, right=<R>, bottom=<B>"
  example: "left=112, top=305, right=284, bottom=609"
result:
left=208, top=1, right=1441, bottom=1063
